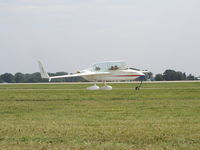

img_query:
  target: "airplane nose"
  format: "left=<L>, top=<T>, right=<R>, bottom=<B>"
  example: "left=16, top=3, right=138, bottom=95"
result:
left=138, top=72, right=145, bottom=79
left=139, top=75, right=145, bottom=80
left=137, top=71, right=145, bottom=76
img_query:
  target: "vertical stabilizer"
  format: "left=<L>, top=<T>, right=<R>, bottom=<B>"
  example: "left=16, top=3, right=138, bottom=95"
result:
left=38, top=61, right=50, bottom=79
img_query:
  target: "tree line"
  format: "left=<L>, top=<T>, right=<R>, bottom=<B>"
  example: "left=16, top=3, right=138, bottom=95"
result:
left=0, top=72, right=87, bottom=83
left=0, top=69, right=198, bottom=83
left=154, top=69, right=197, bottom=81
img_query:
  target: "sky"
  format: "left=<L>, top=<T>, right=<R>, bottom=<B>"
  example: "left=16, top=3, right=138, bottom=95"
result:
left=0, top=0, right=200, bottom=76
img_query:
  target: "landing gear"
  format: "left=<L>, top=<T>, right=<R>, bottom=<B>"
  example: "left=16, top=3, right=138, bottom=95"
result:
left=86, top=81, right=112, bottom=90
left=135, top=80, right=143, bottom=90
left=100, top=81, right=112, bottom=90
left=86, top=81, right=100, bottom=90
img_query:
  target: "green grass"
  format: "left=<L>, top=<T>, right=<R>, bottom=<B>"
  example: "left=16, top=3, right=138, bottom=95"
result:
left=0, top=82, right=200, bottom=150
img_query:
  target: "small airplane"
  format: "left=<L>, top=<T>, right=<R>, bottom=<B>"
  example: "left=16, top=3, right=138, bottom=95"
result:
left=38, top=60, right=148, bottom=90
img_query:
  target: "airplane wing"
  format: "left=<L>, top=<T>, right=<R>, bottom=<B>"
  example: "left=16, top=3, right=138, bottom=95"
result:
left=49, top=72, right=110, bottom=79
left=38, top=61, right=110, bottom=81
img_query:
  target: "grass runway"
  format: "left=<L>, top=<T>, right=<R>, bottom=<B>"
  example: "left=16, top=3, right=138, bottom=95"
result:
left=0, top=82, right=200, bottom=150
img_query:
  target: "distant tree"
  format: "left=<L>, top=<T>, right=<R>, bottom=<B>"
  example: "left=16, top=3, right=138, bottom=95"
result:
left=156, top=70, right=195, bottom=81
left=0, top=73, right=15, bottom=83
left=155, top=74, right=164, bottom=81
left=24, top=72, right=47, bottom=83
left=176, top=71, right=187, bottom=80
left=187, top=74, right=196, bottom=80
left=163, top=69, right=177, bottom=80
left=183, top=73, right=187, bottom=80
left=14, top=72, right=25, bottom=83
left=0, top=77, right=3, bottom=83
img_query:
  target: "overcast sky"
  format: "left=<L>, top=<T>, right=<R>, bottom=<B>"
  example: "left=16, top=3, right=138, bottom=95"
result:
left=0, top=0, right=200, bottom=76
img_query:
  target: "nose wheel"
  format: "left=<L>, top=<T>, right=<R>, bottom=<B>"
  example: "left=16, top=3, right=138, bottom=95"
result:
left=135, top=79, right=143, bottom=90
left=135, top=86, right=140, bottom=90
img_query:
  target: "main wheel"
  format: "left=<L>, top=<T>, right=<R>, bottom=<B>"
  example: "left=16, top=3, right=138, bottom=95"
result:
left=135, top=86, right=140, bottom=90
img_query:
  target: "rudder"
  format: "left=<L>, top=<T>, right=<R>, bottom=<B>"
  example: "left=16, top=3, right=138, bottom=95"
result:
left=38, top=61, right=50, bottom=79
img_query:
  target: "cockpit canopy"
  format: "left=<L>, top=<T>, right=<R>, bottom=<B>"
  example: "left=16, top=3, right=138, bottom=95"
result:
left=92, top=61, right=126, bottom=72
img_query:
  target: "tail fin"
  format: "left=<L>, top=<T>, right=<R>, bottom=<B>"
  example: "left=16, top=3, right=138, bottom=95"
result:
left=38, top=61, right=50, bottom=79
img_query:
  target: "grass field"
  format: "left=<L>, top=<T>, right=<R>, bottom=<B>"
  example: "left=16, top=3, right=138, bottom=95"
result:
left=0, top=82, right=200, bottom=150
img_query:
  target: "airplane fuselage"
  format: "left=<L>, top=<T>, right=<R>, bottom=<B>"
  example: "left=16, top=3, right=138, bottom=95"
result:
left=82, top=69, right=145, bottom=81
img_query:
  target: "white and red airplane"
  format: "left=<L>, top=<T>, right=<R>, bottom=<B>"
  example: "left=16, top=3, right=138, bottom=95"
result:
left=38, top=61, right=148, bottom=90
